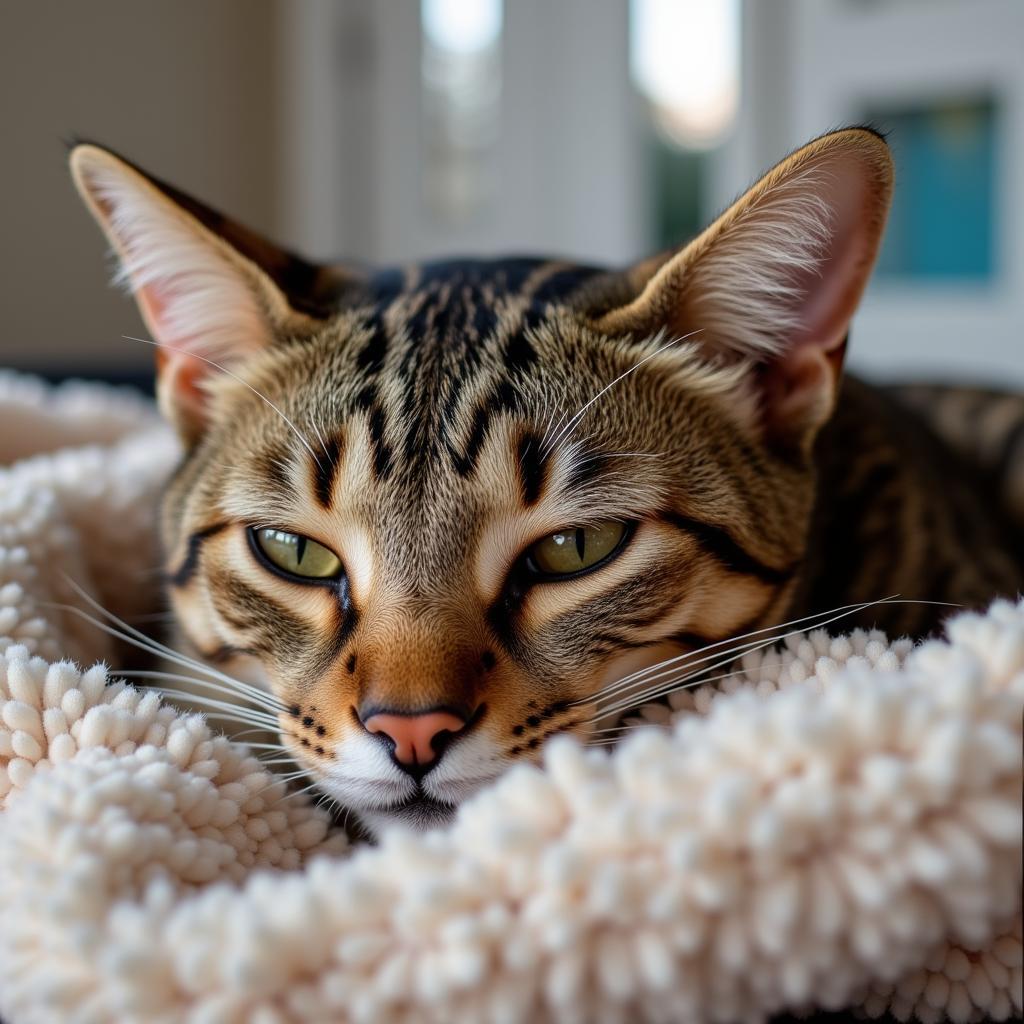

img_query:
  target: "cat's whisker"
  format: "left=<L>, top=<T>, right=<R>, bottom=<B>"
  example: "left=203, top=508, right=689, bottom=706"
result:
left=540, top=407, right=570, bottom=455
left=50, top=600, right=236, bottom=691
left=197, top=712, right=283, bottom=735
left=588, top=597, right=958, bottom=722
left=231, top=727, right=285, bottom=745
left=150, top=690, right=280, bottom=728
left=247, top=771, right=302, bottom=801
left=587, top=723, right=643, bottom=735
left=542, top=330, right=701, bottom=459
left=121, top=334, right=325, bottom=473
left=536, top=394, right=558, bottom=453
left=591, top=625, right=834, bottom=721
left=576, top=596, right=895, bottom=709
left=116, top=669, right=284, bottom=716
left=278, top=778, right=325, bottom=805
left=258, top=752, right=295, bottom=764
left=309, top=416, right=330, bottom=457
left=590, top=666, right=752, bottom=723
left=55, top=578, right=288, bottom=711
left=584, top=626, right=792, bottom=711
left=125, top=611, right=180, bottom=625
left=585, top=607, right=893, bottom=718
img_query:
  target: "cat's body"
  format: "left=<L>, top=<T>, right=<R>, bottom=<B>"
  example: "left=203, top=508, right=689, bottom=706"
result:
left=800, top=377, right=1024, bottom=636
left=70, top=130, right=1023, bottom=834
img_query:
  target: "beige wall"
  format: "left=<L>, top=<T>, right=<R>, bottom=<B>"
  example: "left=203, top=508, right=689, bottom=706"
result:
left=0, top=1, right=279, bottom=376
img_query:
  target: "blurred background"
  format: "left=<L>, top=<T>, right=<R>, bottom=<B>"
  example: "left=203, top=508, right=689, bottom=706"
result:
left=1, top=0, right=1021, bottom=390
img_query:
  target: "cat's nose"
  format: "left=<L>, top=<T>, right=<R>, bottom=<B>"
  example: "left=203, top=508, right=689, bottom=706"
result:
left=362, top=709, right=466, bottom=771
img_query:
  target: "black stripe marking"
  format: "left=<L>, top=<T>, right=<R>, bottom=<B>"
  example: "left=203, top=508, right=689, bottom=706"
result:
left=454, top=404, right=491, bottom=477
left=517, top=432, right=547, bottom=506
left=312, top=432, right=344, bottom=509
left=504, top=331, right=538, bottom=374
left=565, top=451, right=608, bottom=490
left=257, top=444, right=292, bottom=492
left=356, top=384, right=394, bottom=480
left=209, top=571, right=314, bottom=660
left=662, top=512, right=795, bottom=585
left=368, top=404, right=393, bottom=479
left=449, top=380, right=523, bottom=477
left=470, top=292, right=499, bottom=339
left=356, top=315, right=389, bottom=376
left=169, top=522, right=229, bottom=587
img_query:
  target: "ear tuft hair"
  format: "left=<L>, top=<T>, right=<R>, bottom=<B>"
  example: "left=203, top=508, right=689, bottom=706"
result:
left=681, top=164, right=836, bottom=360
left=70, top=145, right=275, bottom=366
left=594, top=128, right=894, bottom=448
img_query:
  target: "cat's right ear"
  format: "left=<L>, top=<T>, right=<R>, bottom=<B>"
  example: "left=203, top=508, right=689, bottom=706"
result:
left=592, top=128, right=894, bottom=453
left=70, top=144, right=352, bottom=444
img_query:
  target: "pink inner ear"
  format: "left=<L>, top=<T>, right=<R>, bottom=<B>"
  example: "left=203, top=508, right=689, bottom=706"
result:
left=757, top=146, right=891, bottom=443
left=156, top=347, right=213, bottom=443
left=137, top=281, right=193, bottom=352
left=788, top=154, right=876, bottom=355
left=143, top=283, right=215, bottom=435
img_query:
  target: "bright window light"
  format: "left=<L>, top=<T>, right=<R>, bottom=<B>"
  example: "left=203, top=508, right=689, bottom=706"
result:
left=631, top=0, right=741, bottom=148
left=421, top=0, right=503, bottom=221
left=423, top=0, right=502, bottom=55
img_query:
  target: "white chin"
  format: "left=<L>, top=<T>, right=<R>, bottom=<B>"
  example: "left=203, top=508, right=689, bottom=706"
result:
left=320, top=731, right=503, bottom=838
left=357, top=798, right=458, bottom=837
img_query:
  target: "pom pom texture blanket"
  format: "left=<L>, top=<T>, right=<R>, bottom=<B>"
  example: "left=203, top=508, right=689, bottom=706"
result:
left=0, top=372, right=1021, bottom=1024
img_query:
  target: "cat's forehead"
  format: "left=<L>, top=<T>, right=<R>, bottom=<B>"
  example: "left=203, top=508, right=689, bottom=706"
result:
left=270, top=256, right=642, bottom=459
left=211, top=256, right=694, bottom=575
left=230, top=253, right=725, bottom=515
left=359, top=256, right=610, bottom=310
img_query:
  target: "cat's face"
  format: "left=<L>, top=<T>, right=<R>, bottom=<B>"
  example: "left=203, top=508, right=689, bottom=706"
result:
left=71, top=130, right=893, bottom=833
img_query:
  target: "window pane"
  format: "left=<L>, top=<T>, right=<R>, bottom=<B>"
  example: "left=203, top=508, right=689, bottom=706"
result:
left=867, top=99, right=998, bottom=281
left=421, top=0, right=503, bottom=224
left=630, top=0, right=740, bottom=250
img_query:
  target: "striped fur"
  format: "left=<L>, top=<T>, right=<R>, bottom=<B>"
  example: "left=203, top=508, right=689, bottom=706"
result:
left=71, top=131, right=1024, bottom=833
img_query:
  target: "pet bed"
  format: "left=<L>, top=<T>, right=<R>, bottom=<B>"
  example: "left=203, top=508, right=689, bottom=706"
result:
left=0, top=371, right=1020, bottom=1024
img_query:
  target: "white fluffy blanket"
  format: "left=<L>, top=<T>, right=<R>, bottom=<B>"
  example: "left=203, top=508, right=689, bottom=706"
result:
left=0, top=370, right=1020, bottom=1024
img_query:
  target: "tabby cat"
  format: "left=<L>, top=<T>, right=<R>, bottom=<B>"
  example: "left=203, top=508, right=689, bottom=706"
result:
left=70, top=129, right=1024, bottom=834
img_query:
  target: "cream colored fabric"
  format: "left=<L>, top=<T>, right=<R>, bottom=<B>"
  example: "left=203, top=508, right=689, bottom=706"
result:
left=0, top=371, right=1020, bottom=1024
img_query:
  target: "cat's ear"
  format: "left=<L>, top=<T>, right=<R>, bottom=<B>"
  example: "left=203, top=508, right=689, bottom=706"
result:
left=69, top=144, right=352, bottom=444
left=595, top=128, right=894, bottom=449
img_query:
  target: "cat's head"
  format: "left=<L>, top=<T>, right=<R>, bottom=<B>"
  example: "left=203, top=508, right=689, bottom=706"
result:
left=71, top=129, right=892, bottom=834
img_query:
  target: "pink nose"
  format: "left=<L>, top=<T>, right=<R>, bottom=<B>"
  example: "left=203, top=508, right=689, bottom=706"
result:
left=363, top=711, right=466, bottom=767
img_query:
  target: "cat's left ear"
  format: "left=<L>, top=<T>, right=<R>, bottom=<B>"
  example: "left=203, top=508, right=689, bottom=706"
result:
left=70, top=144, right=353, bottom=444
left=595, top=128, right=894, bottom=449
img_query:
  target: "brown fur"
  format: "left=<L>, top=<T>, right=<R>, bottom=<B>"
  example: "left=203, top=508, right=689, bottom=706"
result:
left=70, top=130, right=1024, bottom=831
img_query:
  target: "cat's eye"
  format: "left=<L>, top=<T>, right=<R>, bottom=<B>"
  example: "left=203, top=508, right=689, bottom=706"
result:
left=252, top=528, right=343, bottom=580
left=527, top=521, right=628, bottom=578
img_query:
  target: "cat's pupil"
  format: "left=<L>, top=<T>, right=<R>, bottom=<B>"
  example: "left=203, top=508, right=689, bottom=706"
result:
left=575, top=528, right=585, bottom=560
left=295, top=535, right=307, bottom=565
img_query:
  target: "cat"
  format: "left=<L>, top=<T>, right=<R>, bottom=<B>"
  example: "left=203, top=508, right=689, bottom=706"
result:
left=69, top=128, right=1024, bottom=834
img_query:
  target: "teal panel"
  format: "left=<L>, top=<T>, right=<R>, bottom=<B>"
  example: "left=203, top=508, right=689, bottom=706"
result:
left=867, top=99, right=997, bottom=281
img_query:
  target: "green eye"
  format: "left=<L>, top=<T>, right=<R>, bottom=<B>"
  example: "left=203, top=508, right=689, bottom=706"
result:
left=253, top=528, right=343, bottom=580
left=528, top=521, right=628, bottom=578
